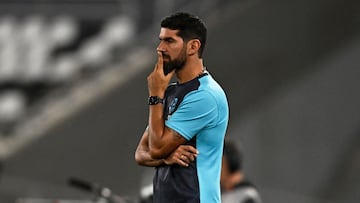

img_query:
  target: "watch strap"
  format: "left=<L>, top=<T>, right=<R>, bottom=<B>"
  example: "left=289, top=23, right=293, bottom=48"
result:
left=148, top=96, right=164, bottom=105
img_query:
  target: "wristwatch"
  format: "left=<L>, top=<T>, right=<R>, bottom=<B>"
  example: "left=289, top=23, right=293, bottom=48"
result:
left=147, top=96, right=164, bottom=105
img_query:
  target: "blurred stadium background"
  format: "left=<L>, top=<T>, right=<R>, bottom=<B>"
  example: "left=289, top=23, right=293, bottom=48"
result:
left=0, top=0, right=359, bottom=202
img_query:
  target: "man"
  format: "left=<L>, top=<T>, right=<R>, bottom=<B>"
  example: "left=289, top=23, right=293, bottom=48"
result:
left=221, top=139, right=262, bottom=203
left=135, top=12, right=229, bottom=203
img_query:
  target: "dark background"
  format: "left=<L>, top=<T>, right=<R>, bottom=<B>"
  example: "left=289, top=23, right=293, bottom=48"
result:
left=0, top=0, right=359, bottom=203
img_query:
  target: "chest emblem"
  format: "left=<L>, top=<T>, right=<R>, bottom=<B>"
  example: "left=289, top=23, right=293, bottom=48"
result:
left=168, top=97, right=178, bottom=115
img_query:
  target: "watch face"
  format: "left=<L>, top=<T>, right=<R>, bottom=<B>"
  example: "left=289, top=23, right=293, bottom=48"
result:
left=148, top=96, right=159, bottom=105
left=150, top=97, right=157, bottom=104
left=148, top=96, right=163, bottom=105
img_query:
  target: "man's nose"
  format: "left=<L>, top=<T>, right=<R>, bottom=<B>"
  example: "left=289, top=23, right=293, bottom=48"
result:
left=157, top=42, right=166, bottom=52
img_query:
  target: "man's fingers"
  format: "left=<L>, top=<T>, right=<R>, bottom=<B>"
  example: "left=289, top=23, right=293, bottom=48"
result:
left=168, top=145, right=200, bottom=167
left=184, top=145, right=199, bottom=155
left=157, top=51, right=163, bottom=62
left=179, top=156, right=189, bottom=167
left=156, top=51, right=163, bottom=71
left=187, top=154, right=195, bottom=162
left=152, top=51, right=163, bottom=72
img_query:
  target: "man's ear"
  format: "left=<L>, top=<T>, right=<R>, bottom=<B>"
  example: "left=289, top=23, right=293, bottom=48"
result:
left=187, top=39, right=201, bottom=56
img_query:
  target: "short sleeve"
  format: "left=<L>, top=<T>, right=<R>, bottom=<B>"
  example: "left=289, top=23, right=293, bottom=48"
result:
left=165, top=90, right=218, bottom=140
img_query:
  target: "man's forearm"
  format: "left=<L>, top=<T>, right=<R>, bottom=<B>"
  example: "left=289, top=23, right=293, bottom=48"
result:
left=135, top=129, right=165, bottom=167
left=148, top=104, right=166, bottom=157
left=135, top=148, right=165, bottom=167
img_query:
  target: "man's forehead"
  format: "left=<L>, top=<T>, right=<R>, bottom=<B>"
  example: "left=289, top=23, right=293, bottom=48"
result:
left=159, top=28, right=180, bottom=38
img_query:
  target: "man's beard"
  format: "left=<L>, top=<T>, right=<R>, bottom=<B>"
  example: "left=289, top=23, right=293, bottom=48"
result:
left=163, top=46, right=187, bottom=75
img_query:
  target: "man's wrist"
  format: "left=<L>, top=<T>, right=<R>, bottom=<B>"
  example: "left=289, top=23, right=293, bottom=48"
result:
left=148, top=96, right=164, bottom=105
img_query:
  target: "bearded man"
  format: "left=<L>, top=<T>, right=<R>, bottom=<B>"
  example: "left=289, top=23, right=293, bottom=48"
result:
left=135, top=12, right=229, bottom=203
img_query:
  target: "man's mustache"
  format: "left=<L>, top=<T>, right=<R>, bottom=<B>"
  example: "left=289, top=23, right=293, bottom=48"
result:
left=161, top=52, right=171, bottom=60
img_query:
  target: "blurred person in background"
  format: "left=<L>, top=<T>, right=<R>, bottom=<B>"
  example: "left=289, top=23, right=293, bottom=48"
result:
left=135, top=12, right=229, bottom=203
left=221, top=139, right=262, bottom=203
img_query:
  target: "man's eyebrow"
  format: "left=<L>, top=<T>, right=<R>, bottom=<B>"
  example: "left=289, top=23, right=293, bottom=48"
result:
left=159, top=36, right=175, bottom=41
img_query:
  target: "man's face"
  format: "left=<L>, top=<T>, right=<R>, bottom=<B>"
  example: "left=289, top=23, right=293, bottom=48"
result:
left=158, top=28, right=187, bottom=75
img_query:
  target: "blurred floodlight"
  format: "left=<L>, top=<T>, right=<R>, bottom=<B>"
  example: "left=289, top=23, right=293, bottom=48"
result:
left=49, top=54, right=81, bottom=83
left=78, top=38, right=110, bottom=68
left=101, top=15, right=135, bottom=45
left=49, top=16, right=78, bottom=47
left=0, top=90, right=26, bottom=123
left=77, top=16, right=135, bottom=70
left=21, top=15, right=46, bottom=43
left=0, top=16, right=17, bottom=43
left=0, top=16, right=19, bottom=82
left=0, top=41, right=18, bottom=82
left=24, top=44, right=50, bottom=82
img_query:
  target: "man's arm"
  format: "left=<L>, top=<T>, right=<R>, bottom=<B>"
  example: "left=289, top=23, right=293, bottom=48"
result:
left=135, top=128, right=165, bottom=167
left=146, top=51, right=187, bottom=159
left=147, top=104, right=188, bottom=159
left=135, top=128, right=199, bottom=167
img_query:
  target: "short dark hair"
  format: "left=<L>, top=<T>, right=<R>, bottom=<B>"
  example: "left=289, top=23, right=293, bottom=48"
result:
left=223, top=139, right=243, bottom=173
left=161, top=12, right=207, bottom=58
